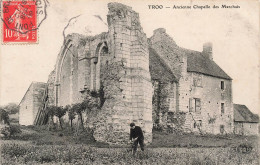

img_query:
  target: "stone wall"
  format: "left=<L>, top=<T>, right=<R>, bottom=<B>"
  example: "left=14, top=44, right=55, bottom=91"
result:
left=19, top=82, right=47, bottom=126
left=152, top=81, right=177, bottom=125
left=47, top=70, right=55, bottom=106
left=55, top=33, right=108, bottom=107
left=93, top=2, right=153, bottom=143
left=19, top=85, right=34, bottom=125
left=234, top=122, right=258, bottom=135
left=51, top=3, right=154, bottom=144
left=183, top=73, right=233, bottom=134
left=149, top=28, right=233, bottom=135
left=32, top=83, right=47, bottom=123
left=149, top=28, right=185, bottom=81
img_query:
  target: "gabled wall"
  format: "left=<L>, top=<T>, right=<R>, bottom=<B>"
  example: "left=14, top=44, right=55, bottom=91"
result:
left=234, top=122, right=258, bottom=135
left=184, top=73, right=233, bottom=134
left=19, top=82, right=46, bottom=126
left=19, top=85, right=34, bottom=125
left=149, top=29, right=233, bottom=134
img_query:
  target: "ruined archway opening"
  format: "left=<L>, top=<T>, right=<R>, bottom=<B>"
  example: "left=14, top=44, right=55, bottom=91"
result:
left=92, top=44, right=109, bottom=108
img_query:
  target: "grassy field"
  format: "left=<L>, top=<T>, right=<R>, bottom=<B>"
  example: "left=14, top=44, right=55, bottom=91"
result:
left=1, top=125, right=259, bottom=165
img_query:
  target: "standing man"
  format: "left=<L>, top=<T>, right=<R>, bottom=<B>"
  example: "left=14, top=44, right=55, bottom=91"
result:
left=129, top=122, right=144, bottom=155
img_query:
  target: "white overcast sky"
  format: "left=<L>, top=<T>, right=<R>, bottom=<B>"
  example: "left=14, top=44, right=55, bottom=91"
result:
left=0, top=0, right=259, bottom=115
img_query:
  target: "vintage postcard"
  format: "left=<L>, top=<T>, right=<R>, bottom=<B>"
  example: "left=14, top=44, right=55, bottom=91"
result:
left=0, top=0, right=259, bottom=164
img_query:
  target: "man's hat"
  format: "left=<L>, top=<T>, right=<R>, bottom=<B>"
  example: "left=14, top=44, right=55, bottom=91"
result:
left=130, top=122, right=135, bottom=127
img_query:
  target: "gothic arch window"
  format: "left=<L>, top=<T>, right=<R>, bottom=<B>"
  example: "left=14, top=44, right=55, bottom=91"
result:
left=93, top=42, right=109, bottom=91
left=55, top=39, right=74, bottom=106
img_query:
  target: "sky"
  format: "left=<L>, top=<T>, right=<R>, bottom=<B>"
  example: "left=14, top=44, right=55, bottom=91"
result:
left=0, top=0, right=259, bottom=115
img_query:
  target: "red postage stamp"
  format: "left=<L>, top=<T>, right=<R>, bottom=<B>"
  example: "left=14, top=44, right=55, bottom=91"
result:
left=2, top=0, right=37, bottom=43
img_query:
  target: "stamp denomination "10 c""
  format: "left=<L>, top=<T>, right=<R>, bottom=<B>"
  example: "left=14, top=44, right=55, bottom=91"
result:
left=2, top=0, right=37, bottom=43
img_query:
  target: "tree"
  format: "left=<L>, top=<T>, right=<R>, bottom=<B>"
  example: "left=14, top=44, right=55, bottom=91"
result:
left=0, top=109, right=10, bottom=125
left=2, top=103, right=19, bottom=114
left=66, top=105, right=75, bottom=128
left=81, top=89, right=100, bottom=114
left=46, top=105, right=56, bottom=130
left=71, top=103, right=84, bottom=131
left=53, top=106, right=67, bottom=129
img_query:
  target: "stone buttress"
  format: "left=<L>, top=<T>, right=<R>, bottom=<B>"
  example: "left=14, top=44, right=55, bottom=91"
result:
left=88, top=3, right=153, bottom=144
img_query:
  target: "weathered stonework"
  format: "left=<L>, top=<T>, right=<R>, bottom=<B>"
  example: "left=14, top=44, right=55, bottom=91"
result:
left=21, top=2, right=239, bottom=143
left=149, top=28, right=234, bottom=134
left=19, top=82, right=47, bottom=126
left=51, top=3, right=153, bottom=144
left=47, top=70, right=55, bottom=106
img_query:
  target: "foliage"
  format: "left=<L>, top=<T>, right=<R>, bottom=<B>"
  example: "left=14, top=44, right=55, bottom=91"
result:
left=0, top=125, right=21, bottom=139
left=53, top=106, right=67, bottom=119
left=1, top=142, right=259, bottom=165
left=67, top=105, right=75, bottom=119
left=81, top=89, right=100, bottom=114
left=67, top=105, right=75, bottom=128
left=9, top=125, right=22, bottom=136
left=69, top=103, right=84, bottom=131
left=65, top=89, right=100, bottom=131
left=0, top=125, right=11, bottom=138
left=0, top=103, right=19, bottom=114
left=1, top=125, right=259, bottom=164
left=70, top=103, right=82, bottom=114
left=0, top=109, right=10, bottom=125
left=208, top=116, right=216, bottom=124
left=46, top=105, right=66, bottom=130
left=53, top=106, right=67, bottom=129
left=100, top=60, right=126, bottom=99
left=46, top=105, right=55, bottom=118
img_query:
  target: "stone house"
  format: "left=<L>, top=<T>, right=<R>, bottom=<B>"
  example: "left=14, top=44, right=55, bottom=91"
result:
left=19, top=82, right=47, bottom=126
left=149, top=28, right=234, bottom=134
left=20, top=3, right=237, bottom=143
left=233, top=104, right=259, bottom=135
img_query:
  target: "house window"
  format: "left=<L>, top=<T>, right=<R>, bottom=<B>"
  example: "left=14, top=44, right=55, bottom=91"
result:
left=193, top=74, right=202, bottom=87
left=195, top=99, right=201, bottom=112
left=221, top=81, right=224, bottom=90
left=189, top=98, right=193, bottom=112
left=198, top=120, right=202, bottom=127
left=220, top=125, right=225, bottom=134
left=189, top=98, right=201, bottom=113
left=221, top=103, right=225, bottom=114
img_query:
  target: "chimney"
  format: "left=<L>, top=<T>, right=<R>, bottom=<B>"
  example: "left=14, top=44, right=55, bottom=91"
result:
left=202, top=42, right=213, bottom=60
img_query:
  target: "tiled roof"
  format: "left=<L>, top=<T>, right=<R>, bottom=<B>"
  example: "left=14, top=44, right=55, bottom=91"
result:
left=32, top=82, right=47, bottom=104
left=234, top=104, right=259, bottom=123
left=186, top=50, right=232, bottom=80
left=19, top=82, right=47, bottom=106
left=149, top=47, right=177, bottom=82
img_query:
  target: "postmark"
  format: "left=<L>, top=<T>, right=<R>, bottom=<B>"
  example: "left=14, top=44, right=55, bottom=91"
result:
left=1, top=0, right=47, bottom=44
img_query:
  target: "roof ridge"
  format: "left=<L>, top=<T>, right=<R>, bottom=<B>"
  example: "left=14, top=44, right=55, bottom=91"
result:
left=187, top=51, right=232, bottom=80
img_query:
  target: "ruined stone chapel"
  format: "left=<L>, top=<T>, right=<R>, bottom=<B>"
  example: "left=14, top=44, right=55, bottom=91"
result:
left=19, top=3, right=236, bottom=143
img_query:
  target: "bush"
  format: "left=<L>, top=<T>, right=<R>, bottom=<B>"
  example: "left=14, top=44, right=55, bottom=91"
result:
left=2, top=143, right=29, bottom=158
left=0, top=125, right=22, bottom=139
left=0, top=124, right=11, bottom=138
left=0, top=109, right=10, bottom=125
left=9, top=125, right=22, bottom=136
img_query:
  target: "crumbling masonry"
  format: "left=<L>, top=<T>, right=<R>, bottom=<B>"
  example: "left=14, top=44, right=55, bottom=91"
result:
left=32, top=3, right=234, bottom=144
